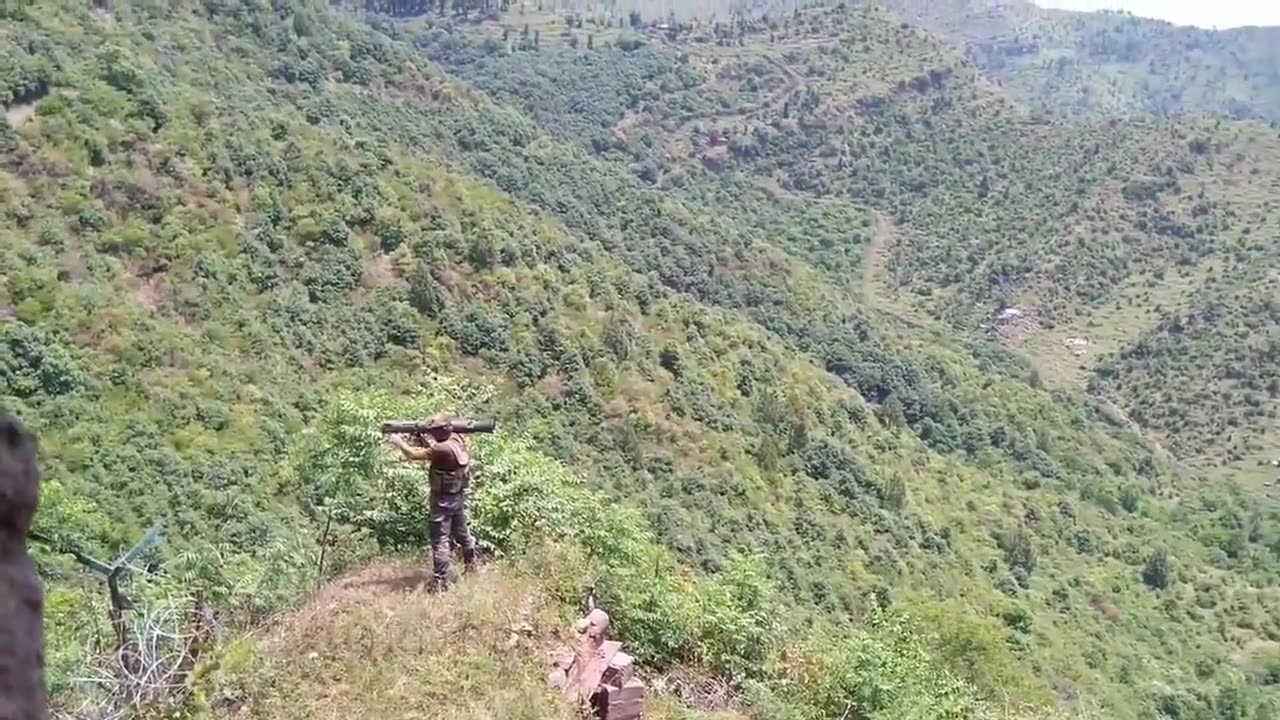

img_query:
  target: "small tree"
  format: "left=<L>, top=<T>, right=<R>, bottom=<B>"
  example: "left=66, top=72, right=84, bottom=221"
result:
left=882, top=474, right=908, bottom=510
left=1142, top=548, right=1171, bottom=590
left=1000, top=528, right=1036, bottom=578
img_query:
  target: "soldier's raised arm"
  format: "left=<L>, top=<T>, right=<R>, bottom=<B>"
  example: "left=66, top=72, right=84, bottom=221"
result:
left=387, top=433, right=434, bottom=462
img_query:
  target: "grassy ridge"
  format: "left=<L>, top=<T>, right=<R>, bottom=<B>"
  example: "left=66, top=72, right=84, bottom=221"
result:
left=251, top=381, right=1012, bottom=720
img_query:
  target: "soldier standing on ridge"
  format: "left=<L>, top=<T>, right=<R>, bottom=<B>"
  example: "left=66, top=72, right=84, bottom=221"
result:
left=386, top=415, right=478, bottom=592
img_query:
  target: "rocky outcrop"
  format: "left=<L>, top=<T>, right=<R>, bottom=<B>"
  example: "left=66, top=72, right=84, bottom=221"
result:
left=547, top=608, right=646, bottom=720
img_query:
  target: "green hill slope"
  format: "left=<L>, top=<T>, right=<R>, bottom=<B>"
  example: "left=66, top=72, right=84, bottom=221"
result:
left=446, top=3, right=1280, bottom=489
left=3, top=3, right=1280, bottom=720
left=880, top=0, right=1280, bottom=123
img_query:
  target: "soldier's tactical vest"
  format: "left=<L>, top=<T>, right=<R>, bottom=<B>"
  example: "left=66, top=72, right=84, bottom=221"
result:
left=429, top=465, right=469, bottom=496
left=429, top=437, right=470, bottom=496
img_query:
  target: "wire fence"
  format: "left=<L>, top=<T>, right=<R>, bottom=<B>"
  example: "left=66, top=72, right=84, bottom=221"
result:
left=53, top=596, right=218, bottom=720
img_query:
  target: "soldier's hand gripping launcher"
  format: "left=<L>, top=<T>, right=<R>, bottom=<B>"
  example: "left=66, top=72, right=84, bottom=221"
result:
left=380, top=417, right=497, bottom=436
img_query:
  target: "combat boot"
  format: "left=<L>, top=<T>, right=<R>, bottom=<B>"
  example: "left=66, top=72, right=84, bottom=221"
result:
left=431, top=573, right=450, bottom=594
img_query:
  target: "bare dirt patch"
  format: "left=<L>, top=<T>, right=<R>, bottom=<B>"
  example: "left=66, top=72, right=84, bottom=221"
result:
left=4, top=102, right=37, bottom=128
left=985, top=306, right=1042, bottom=343
left=133, top=274, right=165, bottom=312
left=360, top=253, right=397, bottom=290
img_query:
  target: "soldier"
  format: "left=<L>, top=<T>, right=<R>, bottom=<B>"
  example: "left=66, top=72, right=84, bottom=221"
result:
left=386, top=415, right=478, bottom=592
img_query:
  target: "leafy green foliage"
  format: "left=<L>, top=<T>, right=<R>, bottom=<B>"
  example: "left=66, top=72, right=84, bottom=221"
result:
left=0, top=322, right=84, bottom=398
left=290, top=381, right=1004, bottom=719
left=1142, top=547, right=1171, bottom=590
left=446, top=2, right=1280, bottom=492
left=5, top=3, right=1280, bottom=720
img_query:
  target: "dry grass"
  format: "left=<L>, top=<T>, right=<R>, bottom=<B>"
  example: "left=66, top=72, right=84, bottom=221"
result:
left=218, top=559, right=578, bottom=720
left=211, top=556, right=747, bottom=720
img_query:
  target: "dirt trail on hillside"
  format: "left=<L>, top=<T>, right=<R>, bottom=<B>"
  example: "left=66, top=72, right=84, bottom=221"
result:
left=862, top=211, right=893, bottom=305
left=861, top=211, right=933, bottom=328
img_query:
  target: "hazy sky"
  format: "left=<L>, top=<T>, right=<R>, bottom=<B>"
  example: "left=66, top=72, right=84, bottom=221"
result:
left=1033, top=0, right=1280, bottom=29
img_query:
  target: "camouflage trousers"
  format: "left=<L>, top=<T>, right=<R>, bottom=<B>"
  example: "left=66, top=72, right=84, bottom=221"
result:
left=428, top=491, right=477, bottom=590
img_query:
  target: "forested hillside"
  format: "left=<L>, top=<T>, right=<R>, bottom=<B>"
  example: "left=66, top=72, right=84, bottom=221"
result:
left=433, top=0, right=1280, bottom=491
left=2, top=2, right=1279, bottom=720
left=868, top=0, right=1280, bottom=487
left=880, top=0, right=1280, bottom=123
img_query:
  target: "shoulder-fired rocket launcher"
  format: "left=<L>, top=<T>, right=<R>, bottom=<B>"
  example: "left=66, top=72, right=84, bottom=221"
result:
left=379, top=417, right=497, bottom=436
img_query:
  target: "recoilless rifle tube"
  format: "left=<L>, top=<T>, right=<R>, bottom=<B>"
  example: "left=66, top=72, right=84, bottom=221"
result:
left=380, top=417, right=497, bottom=435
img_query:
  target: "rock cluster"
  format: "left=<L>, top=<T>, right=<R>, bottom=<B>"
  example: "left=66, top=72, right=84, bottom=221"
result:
left=547, top=608, right=646, bottom=720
